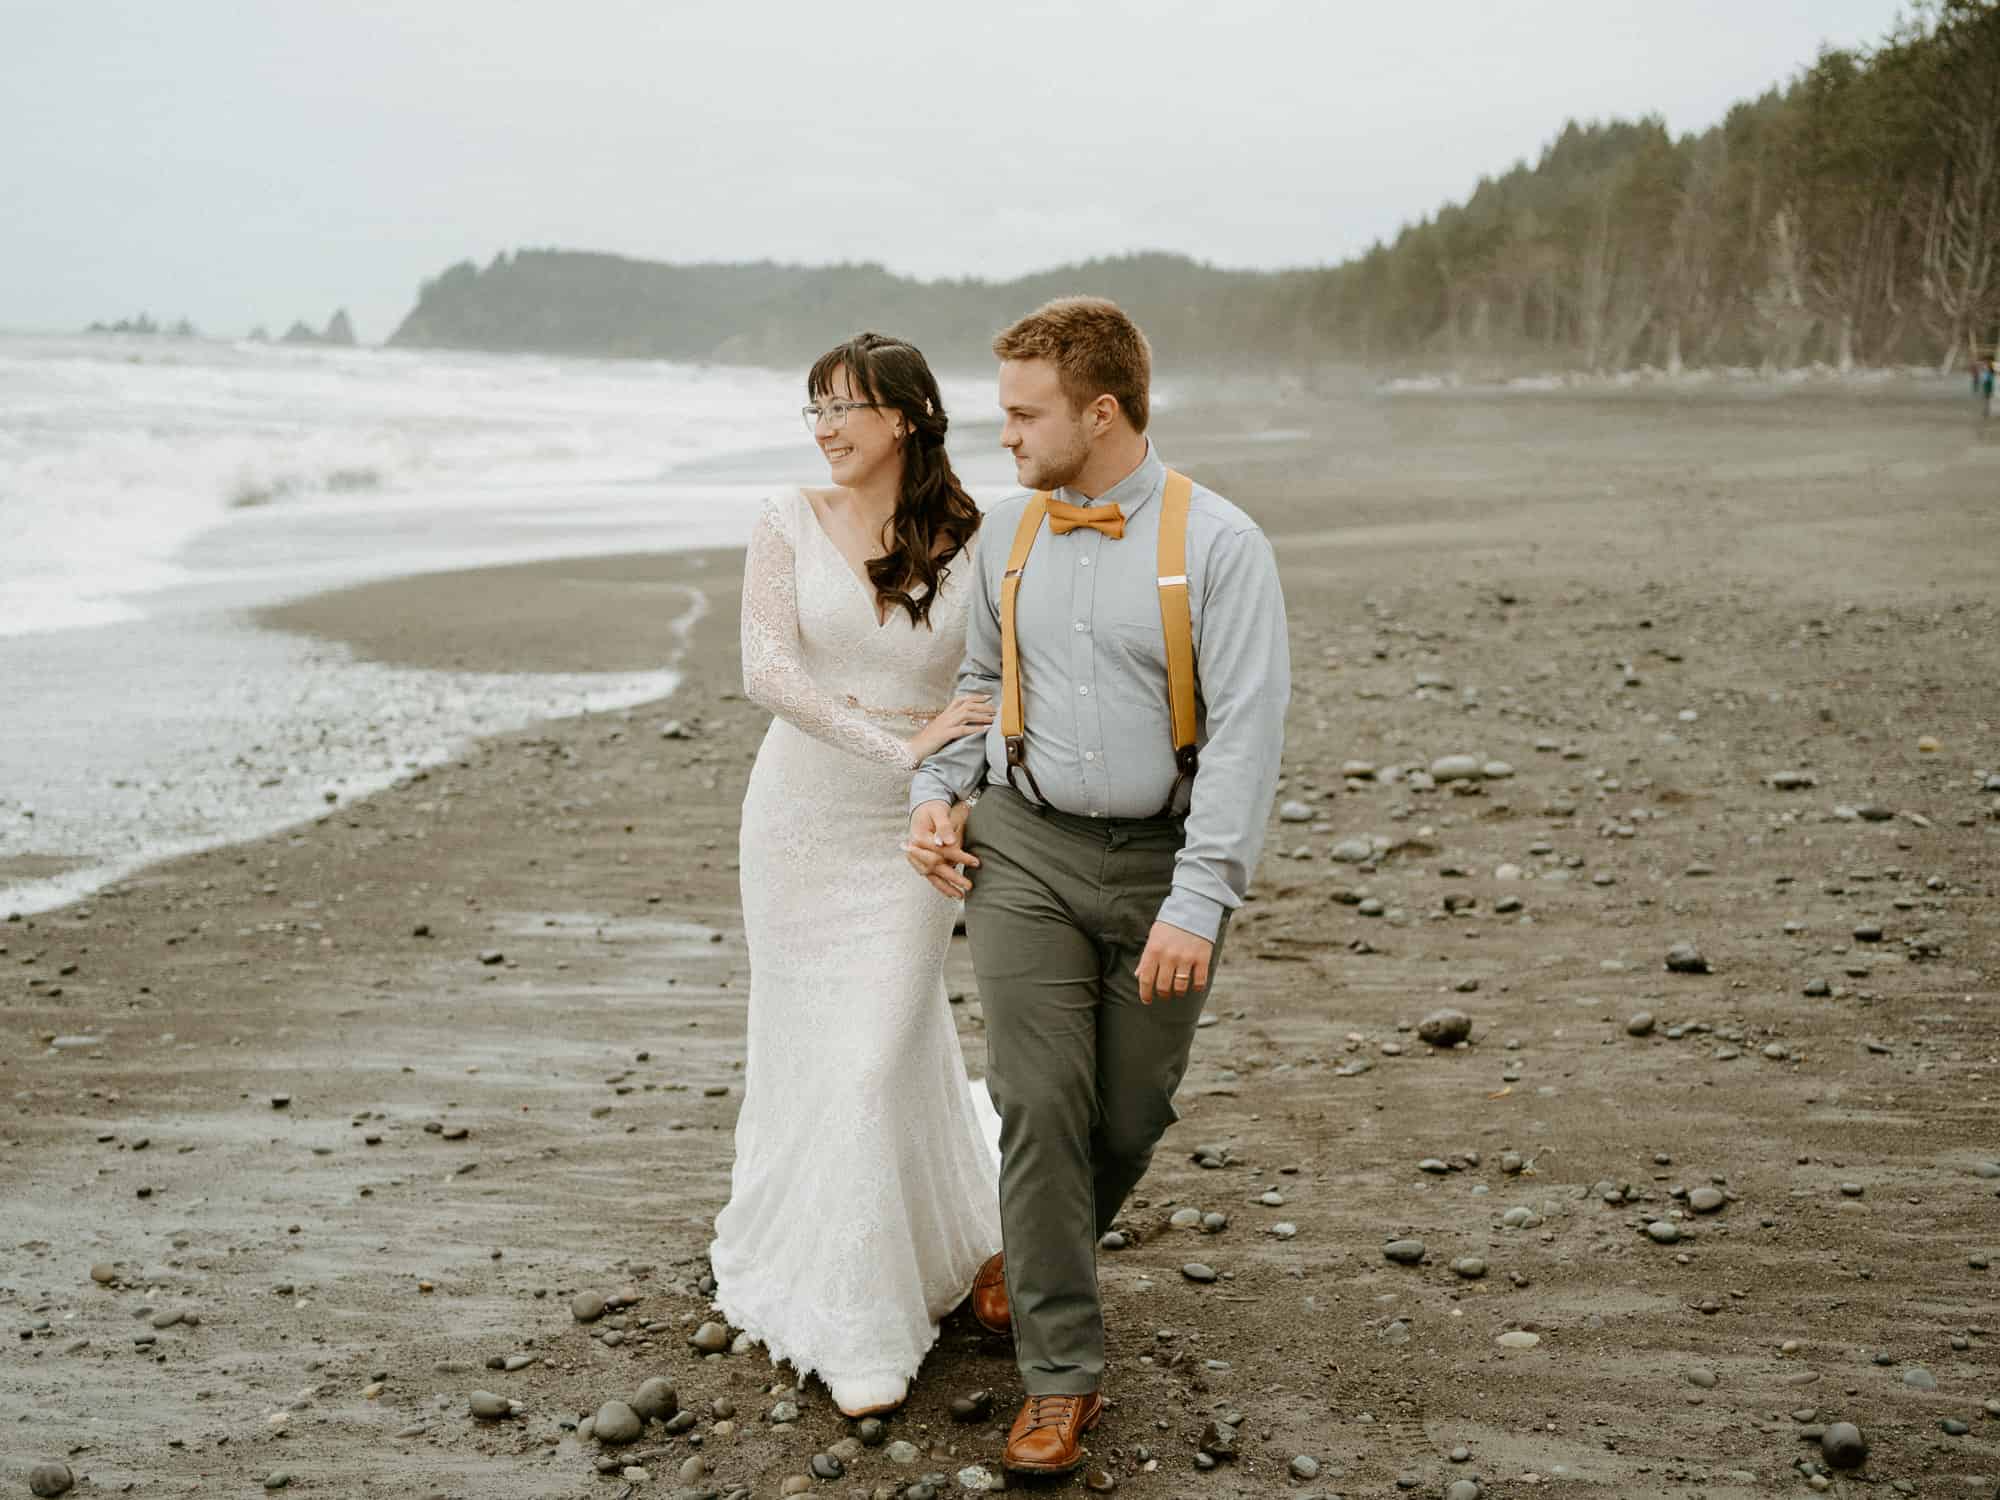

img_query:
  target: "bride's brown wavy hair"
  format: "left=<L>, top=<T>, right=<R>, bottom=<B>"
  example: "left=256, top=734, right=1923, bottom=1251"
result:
left=808, top=332, right=981, bottom=629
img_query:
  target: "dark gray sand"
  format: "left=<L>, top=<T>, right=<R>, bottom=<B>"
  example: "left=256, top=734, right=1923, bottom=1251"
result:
left=5, top=387, right=1998, bottom=1497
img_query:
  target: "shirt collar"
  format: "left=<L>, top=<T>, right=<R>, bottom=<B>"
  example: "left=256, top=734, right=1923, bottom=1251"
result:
left=1056, top=441, right=1166, bottom=519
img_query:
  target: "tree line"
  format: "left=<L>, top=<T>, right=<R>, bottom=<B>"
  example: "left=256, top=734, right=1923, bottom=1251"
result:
left=390, top=0, right=2000, bottom=375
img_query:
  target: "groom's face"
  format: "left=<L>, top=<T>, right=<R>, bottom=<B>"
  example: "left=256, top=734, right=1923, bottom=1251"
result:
left=998, top=358, right=1091, bottom=492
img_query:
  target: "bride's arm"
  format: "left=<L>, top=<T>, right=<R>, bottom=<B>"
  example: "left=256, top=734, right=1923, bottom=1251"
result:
left=741, top=501, right=919, bottom=770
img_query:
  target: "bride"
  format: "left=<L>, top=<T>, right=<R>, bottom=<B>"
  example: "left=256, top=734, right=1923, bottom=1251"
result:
left=709, top=332, right=1003, bottom=1417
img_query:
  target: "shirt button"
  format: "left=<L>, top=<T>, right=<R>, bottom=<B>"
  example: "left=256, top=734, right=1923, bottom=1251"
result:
left=1078, top=685, right=1089, bottom=696
left=1073, top=621, right=1087, bottom=633
left=1079, top=557, right=1092, bottom=567
left=1084, top=751, right=1097, bottom=762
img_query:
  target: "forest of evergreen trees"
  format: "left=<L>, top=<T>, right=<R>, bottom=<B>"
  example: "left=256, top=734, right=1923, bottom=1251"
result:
left=391, top=0, right=2000, bottom=374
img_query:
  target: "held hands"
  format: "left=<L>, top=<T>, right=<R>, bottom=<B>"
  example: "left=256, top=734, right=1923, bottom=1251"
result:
left=904, top=693, right=995, bottom=765
left=1136, top=921, right=1214, bottom=1004
left=904, top=799, right=979, bottom=899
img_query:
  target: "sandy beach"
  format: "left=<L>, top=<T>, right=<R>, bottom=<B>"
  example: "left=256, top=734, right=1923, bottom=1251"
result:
left=5, top=384, right=1998, bottom=1499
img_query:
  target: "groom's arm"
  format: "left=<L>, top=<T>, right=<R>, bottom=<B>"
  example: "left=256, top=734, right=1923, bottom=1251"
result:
left=911, top=543, right=1001, bottom=814
left=1156, top=522, right=1291, bottom=941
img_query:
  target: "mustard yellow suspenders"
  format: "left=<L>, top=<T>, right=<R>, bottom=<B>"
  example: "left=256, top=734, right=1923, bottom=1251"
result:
left=998, top=470, right=1199, bottom=813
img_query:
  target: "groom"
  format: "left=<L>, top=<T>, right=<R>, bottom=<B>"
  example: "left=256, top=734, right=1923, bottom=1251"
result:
left=906, top=297, right=1289, bottom=1473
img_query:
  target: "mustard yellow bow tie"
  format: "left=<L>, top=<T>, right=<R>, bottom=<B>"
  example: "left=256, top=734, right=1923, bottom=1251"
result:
left=1045, top=498, right=1125, bottom=538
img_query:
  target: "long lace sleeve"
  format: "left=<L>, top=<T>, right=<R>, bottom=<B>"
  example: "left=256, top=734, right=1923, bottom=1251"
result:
left=741, top=501, right=919, bottom=769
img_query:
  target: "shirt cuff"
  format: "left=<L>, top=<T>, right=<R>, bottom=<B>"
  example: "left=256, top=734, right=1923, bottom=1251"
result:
left=1156, top=887, right=1226, bottom=943
left=910, top=771, right=959, bottom=815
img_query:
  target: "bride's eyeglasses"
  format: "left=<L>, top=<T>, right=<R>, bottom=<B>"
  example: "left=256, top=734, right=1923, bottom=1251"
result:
left=802, top=400, right=885, bottom=434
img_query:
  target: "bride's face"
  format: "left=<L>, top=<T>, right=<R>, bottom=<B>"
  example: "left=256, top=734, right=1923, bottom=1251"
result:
left=810, top=364, right=904, bottom=492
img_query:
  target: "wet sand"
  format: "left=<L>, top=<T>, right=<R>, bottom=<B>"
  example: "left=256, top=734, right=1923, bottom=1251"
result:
left=5, top=385, right=1998, bottom=1498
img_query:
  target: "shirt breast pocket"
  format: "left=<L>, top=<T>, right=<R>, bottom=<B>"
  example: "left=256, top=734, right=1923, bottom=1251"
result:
left=1102, top=613, right=1168, bottom=703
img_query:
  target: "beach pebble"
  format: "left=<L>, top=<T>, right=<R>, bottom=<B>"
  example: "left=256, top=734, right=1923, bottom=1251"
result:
left=1417, top=1009, right=1472, bottom=1046
left=1665, top=941, right=1710, bottom=974
left=1331, top=837, right=1374, bottom=863
left=690, top=1320, right=730, bottom=1354
left=1941, top=1418, right=1970, bottom=1435
left=468, top=1390, right=513, bottom=1420
left=1170, top=1207, right=1203, bottom=1228
left=957, top=1464, right=999, bottom=1491
left=1445, top=1482, right=1482, bottom=1500
left=769, top=1400, right=801, bottom=1424
left=1496, top=1330, right=1540, bottom=1349
left=1451, top=1256, right=1487, bottom=1279
left=856, top=1417, right=887, bottom=1446
left=1279, top=801, right=1313, bottom=823
left=1820, top=1421, right=1868, bottom=1468
left=262, top=1473, right=290, bottom=1492
left=1290, top=1455, right=1321, bottom=1479
left=1383, top=1239, right=1425, bottom=1264
left=810, top=1453, right=845, bottom=1480
left=887, top=1439, right=921, bottom=1464
left=28, top=1464, right=74, bottom=1498
left=89, top=1263, right=117, bottom=1285
left=1269, top=1222, right=1297, bottom=1240
left=1626, top=1012, right=1655, bottom=1037
left=1182, top=1262, right=1218, bottom=1283
left=593, top=1400, right=642, bottom=1444
left=1903, top=1367, right=1937, bottom=1391
left=950, top=1389, right=994, bottom=1422
left=631, top=1376, right=677, bottom=1421
left=1689, top=1187, right=1725, bottom=1213
left=570, top=1291, right=606, bottom=1323
left=1431, top=754, right=1482, bottom=782
left=1646, top=1221, right=1681, bottom=1244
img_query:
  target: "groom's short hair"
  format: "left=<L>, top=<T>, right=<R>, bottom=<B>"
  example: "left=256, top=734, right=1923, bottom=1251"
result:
left=993, top=297, right=1151, bottom=434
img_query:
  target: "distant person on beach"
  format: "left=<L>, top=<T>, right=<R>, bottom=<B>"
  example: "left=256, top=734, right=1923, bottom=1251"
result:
left=905, top=298, right=1290, bottom=1475
left=1980, top=355, right=1995, bottom=421
left=709, top=333, right=1002, bottom=1417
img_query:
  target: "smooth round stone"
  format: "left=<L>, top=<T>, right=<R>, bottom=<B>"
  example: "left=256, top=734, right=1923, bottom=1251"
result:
left=1259, top=1190, right=1285, bottom=1206
left=594, top=1400, right=642, bottom=1444
left=28, top=1464, right=75, bottom=1498
left=1501, top=1206, right=1540, bottom=1229
left=88, top=1264, right=117, bottom=1285
left=1646, top=1221, right=1681, bottom=1245
left=1417, top=1009, right=1472, bottom=1046
left=468, top=1391, right=512, bottom=1420
left=1269, top=1221, right=1298, bottom=1240
left=1289, top=1455, right=1321, bottom=1479
left=1383, top=1239, right=1425, bottom=1264
left=1687, top=1367, right=1718, bottom=1389
left=1985, top=1397, right=2000, bottom=1418
left=1941, top=1418, right=1970, bottom=1436
left=570, top=1291, right=606, bottom=1323
left=1839, top=1183, right=1864, bottom=1198
left=1496, top=1330, right=1540, bottom=1349
left=956, top=1464, right=998, bottom=1492
left=1665, top=941, right=1710, bottom=974
left=950, top=1389, right=994, bottom=1422
left=1200, top=1211, right=1228, bottom=1233
left=262, top=1473, right=290, bottom=1492
left=1419, top=1158, right=1451, bottom=1174
left=631, top=1376, right=677, bottom=1421
left=689, top=1320, right=730, bottom=1354
left=1182, top=1262, right=1218, bottom=1283
left=1625, top=1012, right=1655, bottom=1037
left=1330, top=837, right=1374, bottom=863
left=810, top=1453, right=845, bottom=1480
left=1084, top=1467, right=1118, bottom=1492
left=1170, top=1206, right=1203, bottom=1228
left=1482, top=760, right=1514, bottom=780
left=856, top=1417, right=887, bottom=1446
left=887, top=1439, right=921, bottom=1464
left=1449, top=1445, right=1472, bottom=1462
left=1450, top=1257, right=1487, bottom=1280
left=1279, top=800, right=1313, bottom=823
left=1446, top=1479, right=1483, bottom=1500
left=769, top=1400, right=801, bottom=1424
left=1689, top=1187, right=1726, bottom=1213
left=1358, top=898, right=1385, bottom=917
left=1903, top=1367, right=1937, bottom=1391
left=1430, top=754, right=1482, bottom=782
left=1820, top=1421, right=1868, bottom=1468
left=779, top=1479, right=813, bottom=1498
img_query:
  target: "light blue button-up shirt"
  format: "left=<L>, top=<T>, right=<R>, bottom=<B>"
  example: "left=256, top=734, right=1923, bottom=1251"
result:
left=912, top=444, right=1290, bottom=940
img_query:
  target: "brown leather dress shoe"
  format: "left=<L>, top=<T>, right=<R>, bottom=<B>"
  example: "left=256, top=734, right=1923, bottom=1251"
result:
left=1003, top=1392, right=1103, bottom=1473
left=970, top=1251, right=1010, bottom=1335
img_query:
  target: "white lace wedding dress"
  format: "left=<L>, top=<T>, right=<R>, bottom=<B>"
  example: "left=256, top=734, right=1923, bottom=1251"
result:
left=710, top=488, right=1001, bottom=1409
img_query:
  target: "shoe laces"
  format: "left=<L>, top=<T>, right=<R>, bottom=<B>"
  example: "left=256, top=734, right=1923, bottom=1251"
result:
left=1023, top=1394, right=1077, bottom=1432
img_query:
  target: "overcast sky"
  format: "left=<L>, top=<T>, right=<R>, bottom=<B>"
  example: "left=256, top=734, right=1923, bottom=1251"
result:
left=5, top=0, right=1911, bottom=341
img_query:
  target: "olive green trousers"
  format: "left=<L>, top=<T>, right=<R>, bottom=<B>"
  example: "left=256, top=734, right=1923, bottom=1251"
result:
left=963, top=785, right=1228, bottom=1394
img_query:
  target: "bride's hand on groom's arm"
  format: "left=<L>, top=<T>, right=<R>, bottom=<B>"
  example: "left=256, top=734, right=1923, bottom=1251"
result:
left=905, top=800, right=979, bottom=898
left=903, top=694, right=994, bottom=764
